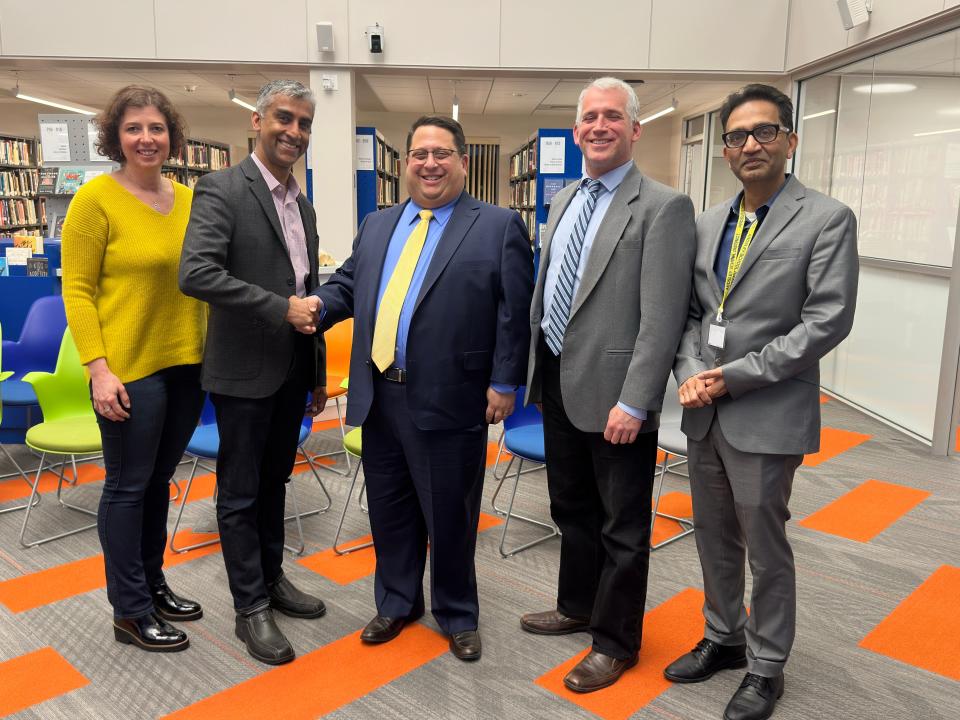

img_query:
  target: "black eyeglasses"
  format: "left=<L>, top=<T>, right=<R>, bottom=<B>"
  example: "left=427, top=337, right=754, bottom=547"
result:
left=721, top=123, right=790, bottom=149
left=406, top=147, right=459, bottom=162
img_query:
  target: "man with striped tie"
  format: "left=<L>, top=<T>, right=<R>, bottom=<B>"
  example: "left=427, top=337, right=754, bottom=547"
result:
left=522, top=77, right=697, bottom=692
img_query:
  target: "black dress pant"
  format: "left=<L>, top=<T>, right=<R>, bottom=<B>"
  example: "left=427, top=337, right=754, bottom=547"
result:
left=211, top=370, right=308, bottom=614
left=540, top=346, right=657, bottom=659
left=361, top=375, right=487, bottom=634
left=96, top=364, right=204, bottom=619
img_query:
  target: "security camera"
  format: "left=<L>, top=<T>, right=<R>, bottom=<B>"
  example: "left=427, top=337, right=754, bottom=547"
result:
left=367, top=24, right=384, bottom=54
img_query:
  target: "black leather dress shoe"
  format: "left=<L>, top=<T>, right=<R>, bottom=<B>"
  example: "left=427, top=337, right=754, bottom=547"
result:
left=664, top=638, right=747, bottom=683
left=520, top=609, right=590, bottom=635
left=563, top=650, right=638, bottom=693
left=724, top=672, right=784, bottom=720
left=114, top=612, right=189, bottom=652
left=235, top=608, right=295, bottom=665
left=151, top=581, right=203, bottom=621
left=360, top=610, right=423, bottom=644
left=449, top=630, right=481, bottom=661
left=267, top=573, right=326, bottom=619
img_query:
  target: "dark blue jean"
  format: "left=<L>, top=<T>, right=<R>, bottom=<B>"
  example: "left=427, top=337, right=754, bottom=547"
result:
left=95, top=364, right=203, bottom=619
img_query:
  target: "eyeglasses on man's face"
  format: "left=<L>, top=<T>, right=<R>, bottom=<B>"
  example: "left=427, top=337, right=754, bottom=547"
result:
left=406, top=147, right=459, bottom=162
left=721, top=123, right=790, bottom=149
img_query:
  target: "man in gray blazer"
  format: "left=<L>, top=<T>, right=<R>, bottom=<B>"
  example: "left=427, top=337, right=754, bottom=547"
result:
left=179, top=80, right=327, bottom=666
left=664, top=84, right=859, bottom=720
left=522, top=77, right=696, bottom=692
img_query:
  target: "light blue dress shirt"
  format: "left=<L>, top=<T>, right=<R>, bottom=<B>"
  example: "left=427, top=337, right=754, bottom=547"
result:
left=541, top=159, right=646, bottom=421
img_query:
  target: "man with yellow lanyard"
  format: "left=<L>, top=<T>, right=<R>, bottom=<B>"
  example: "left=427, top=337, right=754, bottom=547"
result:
left=665, top=84, right=859, bottom=720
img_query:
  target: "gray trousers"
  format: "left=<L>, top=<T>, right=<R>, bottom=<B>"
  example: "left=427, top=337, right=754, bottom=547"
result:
left=687, top=415, right=803, bottom=677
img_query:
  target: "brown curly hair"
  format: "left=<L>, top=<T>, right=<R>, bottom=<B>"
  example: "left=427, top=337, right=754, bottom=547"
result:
left=94, top=85, right=186, bottom=164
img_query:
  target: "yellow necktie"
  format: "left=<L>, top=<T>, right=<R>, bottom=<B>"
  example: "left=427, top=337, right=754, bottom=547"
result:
left=371, top=209, right=434, bottom=371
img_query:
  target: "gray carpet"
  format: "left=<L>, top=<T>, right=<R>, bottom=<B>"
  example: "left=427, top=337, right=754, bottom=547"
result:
left=0, top=397, right=957, bottom=719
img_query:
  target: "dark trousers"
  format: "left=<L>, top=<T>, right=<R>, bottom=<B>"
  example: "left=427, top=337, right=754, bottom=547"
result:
left=361, top=375, right=487, bottom=634
left=96, top=364, right=203, bottom=619
left=211, top=374, right=307, bottom=614
left=540, top=347, right=657, bottom=659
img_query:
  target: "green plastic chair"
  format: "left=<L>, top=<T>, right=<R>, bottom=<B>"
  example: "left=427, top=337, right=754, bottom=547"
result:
left=331, top=427, right=372, bottom=555
left=19, top=328, right=102, bottom=548
left=0, top=321, right=37, bottom=515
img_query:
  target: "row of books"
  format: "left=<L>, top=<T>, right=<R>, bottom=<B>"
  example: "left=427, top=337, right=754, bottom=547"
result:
left=0, top=138, right=35, bottom=167
left=184, top=143, right=230, bottom=170
left=377, top=136, right=400, bottom=176
left=517, top=209, right=536, bottom=245
left=509, top=141, right=537, bottom=179
left=510, top=178, right=536, bottom=208
left=376, top=175, right=398, bottom=206
left=37, top=167, right=107, bottom=195
left=0, top=197, right=42, bottom=228
left=0, top=169, right=39, bottom=197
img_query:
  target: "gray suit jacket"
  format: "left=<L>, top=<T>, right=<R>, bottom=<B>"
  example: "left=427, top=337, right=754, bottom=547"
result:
left=526, top=164, right=696, bottom=433
left=179, top=155, right=324, bottom=399
left=674, top=174, right=859, bottom=455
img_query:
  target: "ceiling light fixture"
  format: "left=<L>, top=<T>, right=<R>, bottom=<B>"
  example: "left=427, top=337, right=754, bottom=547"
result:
left=638, top=99, right=677, bottom=125
left=12, top=84, right=96, bottom=115
left=802, top=109, right=837, bottom=120
left=852, top=82, right=916, bottom=94
left=229, top=89, right=257, bottom=112
left=913, top=127, right=960, bottom=138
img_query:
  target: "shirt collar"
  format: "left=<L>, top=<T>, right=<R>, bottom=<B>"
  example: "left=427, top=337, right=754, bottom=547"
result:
left=729, top=173, right=791, bottom=217
left=404, top=194, right=459, bottom=228
left=585, top=159, right=634, bottom=194
left=251, top=152, right=300, bottom=199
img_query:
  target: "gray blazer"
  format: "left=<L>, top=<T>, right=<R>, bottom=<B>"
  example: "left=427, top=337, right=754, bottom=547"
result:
left=526, top=164, right=696, bottom=433
left=179, top=155, right=324, bottom=399
left=674, top=174, right=859, bottom=455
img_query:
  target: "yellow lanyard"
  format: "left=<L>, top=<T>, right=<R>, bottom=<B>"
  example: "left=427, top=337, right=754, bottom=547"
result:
left=717, top=200, right=758, bottom=322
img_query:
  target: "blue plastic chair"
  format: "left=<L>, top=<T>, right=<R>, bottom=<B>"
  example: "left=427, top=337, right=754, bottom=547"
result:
left=169, top=396, right=332, bottom=555
left=0, top=321, right=36, bottom=514
left=1, top=296, right=68, bottom=416
left=489, top=387, right=559, bottom=557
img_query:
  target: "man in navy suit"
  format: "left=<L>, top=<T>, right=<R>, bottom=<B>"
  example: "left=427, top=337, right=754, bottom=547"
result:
left=313, top=115, right=533, bottom=660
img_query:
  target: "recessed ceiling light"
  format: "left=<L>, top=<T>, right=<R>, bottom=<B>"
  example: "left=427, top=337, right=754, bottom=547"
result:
left=511, top=92, right=526, bottom=97
left=183, top=84, right=198, bottom=93
left=802, top=109, right=836, bottom=120
left=852, top=82, right=916, bottom=94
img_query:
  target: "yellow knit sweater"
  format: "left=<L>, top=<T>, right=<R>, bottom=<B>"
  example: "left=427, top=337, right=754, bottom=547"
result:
left=62, top=174, right=205, bottom=384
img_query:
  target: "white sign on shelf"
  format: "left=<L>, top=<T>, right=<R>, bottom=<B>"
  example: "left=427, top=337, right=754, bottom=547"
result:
left=539, top=136, right=565, bottom=174
left=40, top=122, right=71, bottom=162
left=5, top=247, right=32, bottom=265
left=87, top=125, right=110, bottom=162
left=355, top=134, right=374, bottom=171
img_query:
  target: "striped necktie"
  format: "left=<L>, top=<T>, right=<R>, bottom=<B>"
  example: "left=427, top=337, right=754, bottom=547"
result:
left=371, top=209, right=433, bottom=371
left=544, top=179, right=604, bottom=356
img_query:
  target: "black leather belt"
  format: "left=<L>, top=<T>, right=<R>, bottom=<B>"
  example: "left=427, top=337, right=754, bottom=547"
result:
left=382, top=366, right=407, bottom=383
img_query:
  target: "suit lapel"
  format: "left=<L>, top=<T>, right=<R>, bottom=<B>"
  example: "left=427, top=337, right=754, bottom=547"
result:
left=728, top=176, right=803, bottom=295
left=533, top=183, right=578, bottom=321
left=363, top=202, right=407, bottom=329
left=705, top=207, right=727, bottom=301
left=297, top=197, right=318, bottom=290
left=412, top=192, right=480, bottom=314
left=242, top=157, right=287, bottom=255
left=569, top=166, right=641, bottom=320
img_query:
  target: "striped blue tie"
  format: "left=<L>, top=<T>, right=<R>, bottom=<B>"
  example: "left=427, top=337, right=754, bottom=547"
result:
left=544, top=179, right=605, bottom=355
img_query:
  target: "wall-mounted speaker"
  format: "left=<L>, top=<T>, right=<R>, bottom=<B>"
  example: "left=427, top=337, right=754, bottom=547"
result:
left=316, top=22, right=334, bottom=53
left=836, top=0, right=873, bottom=31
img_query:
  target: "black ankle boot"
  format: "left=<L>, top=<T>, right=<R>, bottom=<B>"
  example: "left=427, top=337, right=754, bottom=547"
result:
left=151, top=581, right=203, bottom=621
left=114, top=612, right=189, bottom=652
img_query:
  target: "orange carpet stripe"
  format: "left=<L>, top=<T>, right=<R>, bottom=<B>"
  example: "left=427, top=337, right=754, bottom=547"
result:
left=803, top=427, right=871, bottom=467
left=0, top=464, right=104, bottom=503
left=0, top=529, right=220, bottom=613
left=955, top=425, right=959, bottom=453
left=300, top=512, right=505, bottom=586
left=486, top=441, right=512, bottom=467
left=311, top=417, right=344, bottom=432
left=536, top=588, right=704, bottom=720
left=651, top=491, right=693, bottom=546
left=0, top=646, right=89, bottom=718
left=799, top=479, right=929, bottom=542
left=819, top=392, right=830, bottom=404
left=860, top=565, right=960, bottom=681
left=163, top=624, right=447, bottom=720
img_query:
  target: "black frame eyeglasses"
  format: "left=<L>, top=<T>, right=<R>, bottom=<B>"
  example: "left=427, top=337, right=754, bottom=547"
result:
left=406, top=147, right=459, bottom=162
left=721, top=123, right=790, bottom=149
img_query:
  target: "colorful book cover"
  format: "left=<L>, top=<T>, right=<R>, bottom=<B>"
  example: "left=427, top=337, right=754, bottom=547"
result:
left=37, top=167, right=59, bottom=194
left=56, top=168, right=84, bottom=194
left=0, top=257, right=8, bottom=276
left=26, top=256, right=49, bottom=277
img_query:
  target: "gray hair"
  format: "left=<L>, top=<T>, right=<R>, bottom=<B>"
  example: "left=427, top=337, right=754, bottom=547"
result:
left=256, top=80, right=316, bottom=116
left=576, top=77, right=640, bottom=125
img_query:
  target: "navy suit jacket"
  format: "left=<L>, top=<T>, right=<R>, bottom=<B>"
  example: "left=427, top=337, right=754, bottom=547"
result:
left=314, top=191, right=533, bottom=431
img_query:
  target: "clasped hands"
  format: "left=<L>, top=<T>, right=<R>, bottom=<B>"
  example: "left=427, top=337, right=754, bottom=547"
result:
left=286, top=295, right=321, bottom=334
left=678, top=367, right=728, bottom=408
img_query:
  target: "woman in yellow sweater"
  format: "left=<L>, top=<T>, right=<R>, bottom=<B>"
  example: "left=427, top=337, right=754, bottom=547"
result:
left=62, top=86, right=206, bottom=653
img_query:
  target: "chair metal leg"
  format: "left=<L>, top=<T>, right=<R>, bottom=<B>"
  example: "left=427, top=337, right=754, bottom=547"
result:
left=496, top=458, right=560, bottom=558
left=169, top=457, right=220, bottom=553
left=308, top=396, right=352, bottom=477
left=651, top=451, right=695, bottom=551
left=283, top=480, right=306, bottom=556
left=285, top=448, right=332, bottom=522
left=490, top=435, right=542, bottom=483
left=0, top=443, right=41, bottom=514
left=19, top=453, right=98, bottom=548
left=169, top=478, right=181, bottom=502
left=333, top=454, right=373, bottom=555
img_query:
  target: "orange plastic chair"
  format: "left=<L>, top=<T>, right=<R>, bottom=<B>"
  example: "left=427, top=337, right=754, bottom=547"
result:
left=309, top=318, right=353, bottom=475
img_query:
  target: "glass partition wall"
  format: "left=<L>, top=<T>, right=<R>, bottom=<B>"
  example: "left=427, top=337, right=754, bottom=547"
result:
left=796, top=28, right=960, bottom=450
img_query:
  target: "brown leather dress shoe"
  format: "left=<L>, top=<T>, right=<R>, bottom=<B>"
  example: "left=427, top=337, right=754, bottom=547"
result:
left=449, top=630, right=481, bottom=661
left=520, top=609, right=590, bottom=635
left=563, top=650, right=639, bottom=693
left=360, top=610, right=423, bottom=644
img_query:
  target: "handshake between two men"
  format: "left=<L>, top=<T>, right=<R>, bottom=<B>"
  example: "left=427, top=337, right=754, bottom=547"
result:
left=286, top=295, right=322, bottom=335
